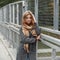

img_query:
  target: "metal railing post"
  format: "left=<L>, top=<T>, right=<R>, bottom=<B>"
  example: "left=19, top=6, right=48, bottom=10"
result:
left=53, top=0, right=59, bottom=30
left=0, top=9, right=2, bottom=22
left=51, top=49, right=56, bottom=60
left=9, top=4, right=12, bottom=23
left=35, top=0, right=38, bottom=60
left=22, top=1, right=26, bottom=14
left=13, top=4, right=15, bottom=24
left=3, top=6, right=7, bottom=23
left=21, top=1, right=27, bottom=25
left=2, top=7, right=4, bottom=22
left=35, top=0, right=38, bottom=25
left=17, top=4, right=19, bottom=25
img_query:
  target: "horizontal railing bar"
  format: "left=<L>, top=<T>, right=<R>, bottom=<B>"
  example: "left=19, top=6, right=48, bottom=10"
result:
left=40, top=27, right=60, bottom=35
left=9, top=23, right=21, bottom=28
left=10, top=1, right=25, bottom=5
left=38, top=56, right=60, bottom=60
left=0, top=23, right=20, bottom=34
left=0, top=23, right=9, bottom=29
left=9, top=25, right=20, bottom=34
left=41, top=34, right=60, bottom=46
left=37, top=49, right=60, bottom=53
left=40, top=39, right=60, bottom=50
left=3, top=22, right=21, bottom=28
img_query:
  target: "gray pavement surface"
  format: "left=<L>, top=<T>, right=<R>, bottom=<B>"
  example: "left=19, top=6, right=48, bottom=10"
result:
left=0, top=40, right=11, bottom=60
left=0, top=33, right=16, bottom=60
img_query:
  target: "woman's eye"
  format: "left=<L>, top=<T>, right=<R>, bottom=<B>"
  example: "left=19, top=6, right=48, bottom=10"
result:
left=26, top=17, right=32, bottom=19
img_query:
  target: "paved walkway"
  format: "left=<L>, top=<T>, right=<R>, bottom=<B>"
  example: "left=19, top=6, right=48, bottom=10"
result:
left=0, top=40, right=11, bottom=60
left=0, top=33, right=16, bottom=60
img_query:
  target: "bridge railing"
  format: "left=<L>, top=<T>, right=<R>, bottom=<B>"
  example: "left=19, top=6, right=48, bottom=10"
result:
left=0, top=1, right=60, bottom=60
left=38, top=27, right=60, bottom=60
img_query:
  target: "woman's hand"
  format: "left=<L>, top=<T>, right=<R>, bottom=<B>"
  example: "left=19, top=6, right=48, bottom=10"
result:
left=24, top=44, right=29, bottom=53
left=36, top=35, right=40, bottom=41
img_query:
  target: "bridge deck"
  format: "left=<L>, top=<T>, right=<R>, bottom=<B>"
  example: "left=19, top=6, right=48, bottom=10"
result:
left=0, top=39, right=11, bottom=60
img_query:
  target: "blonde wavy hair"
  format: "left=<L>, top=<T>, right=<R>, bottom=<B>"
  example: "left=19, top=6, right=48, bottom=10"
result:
left=22, top=10, right=36, bottom=26
left=21, top=10, right=37, bottom=36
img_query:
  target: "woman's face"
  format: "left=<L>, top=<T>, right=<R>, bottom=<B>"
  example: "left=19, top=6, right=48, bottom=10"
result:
left=25, top=14, right=32, bottom=25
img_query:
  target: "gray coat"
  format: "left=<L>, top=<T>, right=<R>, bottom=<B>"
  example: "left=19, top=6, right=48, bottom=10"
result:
left=16, top=23, right=41, bottom=60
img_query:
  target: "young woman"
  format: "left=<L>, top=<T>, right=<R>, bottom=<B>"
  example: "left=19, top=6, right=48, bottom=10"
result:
left=16, top=10, right=41, bottom=60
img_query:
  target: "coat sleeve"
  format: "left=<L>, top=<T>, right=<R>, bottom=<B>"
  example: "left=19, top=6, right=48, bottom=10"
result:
left=35, top=23, right=41, bottom=35
left=19, top=27, right=36, bottom=44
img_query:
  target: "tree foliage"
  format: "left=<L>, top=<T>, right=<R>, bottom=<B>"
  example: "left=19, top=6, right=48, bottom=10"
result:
left=0, top=0, right=20, bottom=7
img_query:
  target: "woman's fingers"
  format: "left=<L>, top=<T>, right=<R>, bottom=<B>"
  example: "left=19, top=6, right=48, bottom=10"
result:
left=36, top=35, right=40, bottom=41
left=24, top=44, right=29, bottom=53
